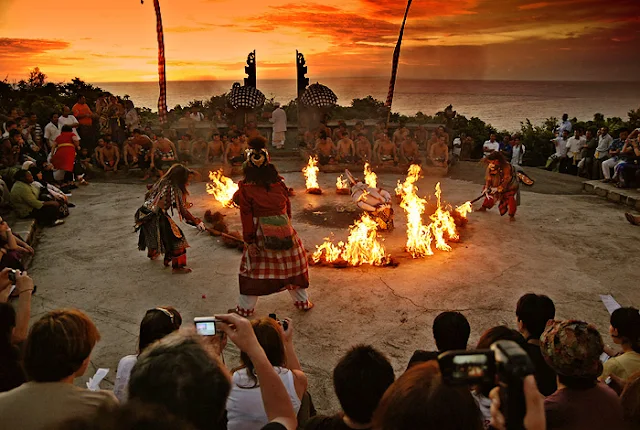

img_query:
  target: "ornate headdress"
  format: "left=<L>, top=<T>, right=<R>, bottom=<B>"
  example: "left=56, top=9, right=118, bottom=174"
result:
left=246, top=148, right=269, bottom=168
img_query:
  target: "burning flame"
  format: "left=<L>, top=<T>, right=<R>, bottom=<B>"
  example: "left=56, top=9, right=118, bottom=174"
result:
left=312, top=214, right=389, bottom=266
left=303, top=157, right=320, bottom=189
left=364, top=162, right=377, bottom=189
left=396, top=165, right=469, bottom=258
left=336, top=175, right=349, bottom=190
left=206, top=170, right=239, bottom=208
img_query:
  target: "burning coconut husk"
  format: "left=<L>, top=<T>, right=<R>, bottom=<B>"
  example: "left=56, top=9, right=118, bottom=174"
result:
left=396, top=165, right=472, bottom=258
left=203, top=210, right=244, bottom=251
left=206, top=170, right=239, bottom=207
left=364, top=162, right=378, bottom=189
left=303, top=156, right=322, bottom=194
left=336, top=175, right=350, bottom=195
left=310, top=213, right=397, bottom=268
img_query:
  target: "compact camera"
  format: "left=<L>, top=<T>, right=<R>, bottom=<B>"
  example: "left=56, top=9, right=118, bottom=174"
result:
left=268, top=313, right=289, bottom=331
left=438, top=340, right=534, bottom=430
left=194, top=317, right=219, bottom=336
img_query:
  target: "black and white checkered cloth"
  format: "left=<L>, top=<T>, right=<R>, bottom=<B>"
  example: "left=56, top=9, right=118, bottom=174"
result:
left=299, top=83, right=337, bottom=108
left=227, top=83, right=266, bottom=109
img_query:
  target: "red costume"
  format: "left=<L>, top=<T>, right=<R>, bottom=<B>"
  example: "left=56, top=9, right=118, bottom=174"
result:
left=51, top=131, right=77, bottom=172
left=482, top=162, right=519, bottom=217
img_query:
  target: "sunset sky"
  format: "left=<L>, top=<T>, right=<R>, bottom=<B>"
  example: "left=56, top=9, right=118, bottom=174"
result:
left=1, top=0, right=639, bottom=83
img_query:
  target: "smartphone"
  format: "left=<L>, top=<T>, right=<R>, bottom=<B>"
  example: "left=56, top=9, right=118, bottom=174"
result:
left=194, top=317, right=218, bottom=336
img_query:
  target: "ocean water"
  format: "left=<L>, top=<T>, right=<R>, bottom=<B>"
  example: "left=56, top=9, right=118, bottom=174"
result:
left=96, top=78, right=640, bottom=132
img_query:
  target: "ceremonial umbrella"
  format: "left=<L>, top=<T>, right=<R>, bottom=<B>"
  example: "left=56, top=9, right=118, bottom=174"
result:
left=299, top=83, right=338, bottom=108
left=227, top=83, right=266, bottom=110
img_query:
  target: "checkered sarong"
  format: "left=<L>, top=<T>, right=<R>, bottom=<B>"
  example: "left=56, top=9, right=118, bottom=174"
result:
left=239, top=219, right=309, bottom=296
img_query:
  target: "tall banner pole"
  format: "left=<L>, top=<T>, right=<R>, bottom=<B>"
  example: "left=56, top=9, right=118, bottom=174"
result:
left=385, top=0, right=413, bottom=127
left=141, top=0, right=169, bottom=124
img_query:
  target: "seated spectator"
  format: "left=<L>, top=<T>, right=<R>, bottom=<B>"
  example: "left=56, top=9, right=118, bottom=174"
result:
left=545, top=130, right=569, bottom=173
left=541, top=319, right=626, bottom=429
left=0, top=269, right=34, bottom=392
left=113, top=306, right=182, bottom=402
left=98, top=138, right=120, bottom=172
left=227, top=317, right=307, bottom=429
left=93, top=138, right=106, bottom=165
left=28, top=164, right=71, bottom=215
left=602, top=128, right=629, bottom=182
left=601, top=307, right=640, bottom=381
left=128, top=313, right=298, bottom=430
left=314, top=130, right=336, bottom=165
left=0, top=214, right=34, bottom=271
left=372, top=361, right=483, bottom=430
left=488, top=375, right=546, bottom=430
left=471, top=326, right=527, bottom=428
left=427, top=136, right=449, bottom=167
left=620, top=372, right=640, bottom=429
left=577, top=129, right=598, bottom=178
left=0, top=309, right=117, bottom=430
left=23, top=136, right=48, bottom=165
left=516, top=293, right=558, bottom=396
left=10, top=169, right=63, bottom=227
left=593, top=127, right=613, bottom=179
left=407, top=311, right=470, bottom=369
left=304, top=345, right=394, bottom=430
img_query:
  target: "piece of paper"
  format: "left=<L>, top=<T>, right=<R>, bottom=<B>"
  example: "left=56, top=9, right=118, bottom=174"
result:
left=86, top=368, right=109, bottom=391
left=600, top=295, right=622, bottom=315
left=600, top=352, right=610, bottom=363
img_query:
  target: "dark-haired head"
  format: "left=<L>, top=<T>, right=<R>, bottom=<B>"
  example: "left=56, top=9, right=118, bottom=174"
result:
left=238, top=318, right=285, bottom=387
left=433, top=311, right=470, bottom=352
left=475, top=326, right=527, bottom=396
left=248, top=136, right=267, bottom=150
left=243, top=150, right=280, bottom=191
left=13, top=169, right=32, bottom=184
left=373, top=361, right=483, bottom=430
left=516, top=293, right=556, bottom=339
left=610, top=307, right=640, bottom=353
left=319, top=130, right=328, bottom=140
left=138, top=307, right=182, bottom=353
left=61, top=125, right=73, bottom=133
left=333, top=345, right=395, bottom=425
left=486, top=151, right=509, bottom=167
left=162, top=164, right=192, bottom=193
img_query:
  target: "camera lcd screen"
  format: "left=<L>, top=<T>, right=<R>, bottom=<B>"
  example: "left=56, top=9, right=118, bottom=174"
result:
left=452, top=354, right=489, bottom=379
left=195, top=321, right=216, bottom=336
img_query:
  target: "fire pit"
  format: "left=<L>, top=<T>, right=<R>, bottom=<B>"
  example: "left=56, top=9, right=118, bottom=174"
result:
left=336, top=175, right=350, bottom=195
left=206, top=170, right=239, bottom=207
left=303, top=156, right=322, bottom=194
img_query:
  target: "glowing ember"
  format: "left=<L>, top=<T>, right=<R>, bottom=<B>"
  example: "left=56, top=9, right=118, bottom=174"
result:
left=364, top=162, right=377, bottom=189
left=206, top=170, right=239, bottom=208
left=396, top=165, right=469, bottom=258
left=336, top=175, right=349, bottom=189
left=303, top=156, right=320, bottom=190
left=312, top=214, right=390, bottom=266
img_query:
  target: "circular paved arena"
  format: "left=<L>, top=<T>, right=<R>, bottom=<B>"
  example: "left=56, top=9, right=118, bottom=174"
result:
left=28, top=162, right=640, bottom=413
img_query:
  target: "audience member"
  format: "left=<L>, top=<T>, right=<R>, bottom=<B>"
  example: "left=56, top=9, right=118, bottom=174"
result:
left=26, top=113, right=42, bottom=143
left=0, top=212, right=34, bottom=270
left=499, top=135, right=512, bottom=160
left=10, top=169, right=63, bottom=227
left=541, top=319, right=626, bottom=429
left=407, top=311, right=470, bottom=369
left=482, top=134, right=499, bottom=158
left=577, top=129, right=598, bottom=178
left=373, top=361, right=483, bottom=430
left=43, top=112, right=60, bottom=151
left=28, top=164, right=71, bottom=216
left=601, top=307, right=640, bottom=381
left=620, top=372, right=640, bottom=429
left=98, top=138, right=120, bottom=172
left=602, top=128, right=629, bottom=182
left=124, top=100, right=140, bottom=133
left=516, top=293, right=558, bottom=396
left=565, top=128, right=585, bottom=175
left=593, top=127, right=613, bottom=178
left=511, top=135, right=525, bottom=166
left=0, top=309, right=117, bottom=430
left=489, top=375, right=546, bottom=430
left=428, top=136, right=449, bottom=167
left=546, top=130, right=569, bottom=172
left=304, top=345, right=394, bottom=430
left=58, top=106, right=81, bottom=140
left=558, top=114, right=573, bottom=135
left=72, top=96, right=95, bottom=149
left=113, top=307, right=182, bottom=402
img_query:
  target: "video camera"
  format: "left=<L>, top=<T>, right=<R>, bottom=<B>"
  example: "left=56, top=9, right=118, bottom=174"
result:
left=438, top=340, right=534, bottom=430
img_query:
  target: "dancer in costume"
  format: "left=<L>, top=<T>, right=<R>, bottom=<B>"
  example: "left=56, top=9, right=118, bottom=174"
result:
left=345, top=169, right=394, bottom=230
left=233, top=137, right=313, bottom=316
left=478, top=152, right=520, bottom=221
left=135, top=164, right=206, bottom=274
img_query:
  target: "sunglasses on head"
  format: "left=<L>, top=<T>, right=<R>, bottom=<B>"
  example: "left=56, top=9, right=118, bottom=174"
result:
left=148, top=307, right=175, bottom=324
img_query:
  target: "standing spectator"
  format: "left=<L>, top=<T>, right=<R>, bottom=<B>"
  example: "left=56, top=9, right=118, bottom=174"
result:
left=72, top=96, right=94, bottom=150
left=516, top=293, right=558, bottom=396
left=26, top=113, right=42, bottom=143
left=577, top=129, right=598, bottom=178
left=601, top=307, right=640, bottom=381
left=593, top=127, right=613, bottom=178
left=113, top=307, right=182, bottom=402
left=107, top=96, right=126, bottom=145
left=541, top=320, right=625, bottom=430
left=227, top=317, right=307, bottom=429
left=58, top=106, right=80, bottom=141
left=10, top=169, right=63, bottom=227
left=373, top=361, right=483, bottom=430
left=565, top=129, right=586, bottom=175
left=189, top=106, right=204, bottom=122
left=124, top=100, right=140, bottom=134
left=558, top=114, right=572, bottom=135
left=305, top=345, right=394, bottom=430
left=601, top=128, right=629, bottom=182
left=44, top=112, right=60, bottom=151
left=407, top=311, right=470, bottom=369
left=0, top=270, right=35, bottom=393
left=482, top=134, right=499, bottom=158
left=269, top=102, right=287, bottom=150
left=511, top=135, right=526, bottom=166
left=545, top=130, right=569, bottom=173
left=0, top=309, right=117, bottom=430
left=499, top=135, right=512, bottom=160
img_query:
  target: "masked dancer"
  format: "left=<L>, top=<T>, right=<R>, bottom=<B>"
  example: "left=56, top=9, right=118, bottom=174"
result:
left=233, top=137, right=313, bottom=316
left=478, top=152, right=519, bottom=221
left=135, top=164, right=206, bottom=273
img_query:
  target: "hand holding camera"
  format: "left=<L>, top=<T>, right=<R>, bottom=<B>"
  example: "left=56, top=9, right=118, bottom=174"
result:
left=270, top=313, right=293, bottom=343
left=490, top=375, right=545, bottom=430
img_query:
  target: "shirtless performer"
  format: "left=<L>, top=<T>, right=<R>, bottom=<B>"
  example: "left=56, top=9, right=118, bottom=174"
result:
left=151, top=133, right=179, bottom=176
left=350, top=121, right=366, bottom=141
left=224, top=132, right=246, bottom=166
left=191, top=137, right=208, bottom=163
left=393, top=124, right=410, bottom=147
left=354, top=133, right=372, bottom=163
left=99, top=138, right=120, bottom=172
left=93, top=138, right=106, bottom=165
left=414, top=125, right=428, bottom=149
left=206, top=133, right=225, bottom=163
left=123, top=137, right=141, bottom=168
left=373, top=120, right=387, bottom=142
left=314, top=130, right=336, bottom=165
left=375, top=133, right=398, bottom=165
left=400, top=138, right=422, bottom=165
left=426, top=131, right=440, bottom=154
left=428, top=136, right=449, bottom=167
left=304, top=128, right=317, bottom=148
left=336, top=134, right=355, bottom=164
left=177, top=134, right=193, bottom=164
left=131, top=129, right=154, bottom=180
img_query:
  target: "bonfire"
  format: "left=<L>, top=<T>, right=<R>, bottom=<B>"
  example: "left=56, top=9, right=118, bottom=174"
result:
left=206, top=170, right=239, bottom=208
left=336, top=174, right=350, bottom=195
left=396, top=165, right=472, bottom=257
left=364, top=162, right=377, bottom=189
left=303, top=156, right=322, bottom=194
left=311, top=214, right=391, bottom=267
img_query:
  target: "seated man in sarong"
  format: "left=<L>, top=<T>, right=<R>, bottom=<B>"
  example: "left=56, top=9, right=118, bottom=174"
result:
left=314, top=130, right=336, bottom=165
left=428, top=136, right=449, bottom=167
left=207, top=133, right=225, bottom=163
left=354, top=133, right=372, bottom=164
left=400, top=137, right=422, bottom=165
left=177, top=134, right=193, bottom=164
left=336, top=135, right=355, bottom=164
left=224, top=133, right=246, bottom=166
left=191, top=137, right=208, bottom=164
left=375, top=134, right=398, bottom=165
left=99, top=138, right=120, bottom=172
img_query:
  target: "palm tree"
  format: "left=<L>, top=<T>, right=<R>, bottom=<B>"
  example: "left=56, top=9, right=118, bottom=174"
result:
left=141, top=0, right=168, bottom=123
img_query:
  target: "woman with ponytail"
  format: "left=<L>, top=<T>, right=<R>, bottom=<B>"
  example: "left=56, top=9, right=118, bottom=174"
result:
left=602, top=307, right=640, bottom=381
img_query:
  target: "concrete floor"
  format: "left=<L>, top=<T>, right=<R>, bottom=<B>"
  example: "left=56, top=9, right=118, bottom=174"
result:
left=28, top=163, right=640, bottom=413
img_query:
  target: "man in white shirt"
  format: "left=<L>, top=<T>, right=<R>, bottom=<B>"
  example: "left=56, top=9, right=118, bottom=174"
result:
left=269, top=102, right=287, bottom=150
left=482, top=134, right=499, bottom=158
left=565, top=128, right=586, bottom=174
left=189, top=107, right=204, bottom=122
left=43, top=113, right=61, bottom=151
left=558, top=113, right=572, bottom=135
left=57, top=106, right=80, bottom=140
left=545, top=130, right=569, bottom=172
left=595, top=127, right=613, bottom=160
left=511, top=135, right=526, bottom=166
